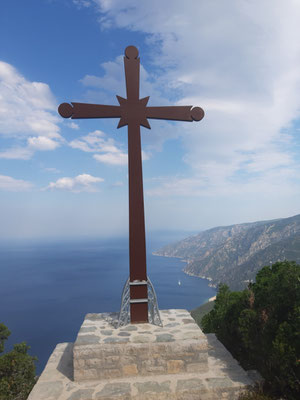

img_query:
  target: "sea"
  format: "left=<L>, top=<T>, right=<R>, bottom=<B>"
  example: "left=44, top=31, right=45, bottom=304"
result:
left=0, top=232, right=216, bottom=374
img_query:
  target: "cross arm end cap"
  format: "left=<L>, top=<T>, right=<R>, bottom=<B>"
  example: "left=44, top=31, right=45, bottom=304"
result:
left=58, top=103, right=73, bottom=118
left=191, top=107, right=205, bottom=121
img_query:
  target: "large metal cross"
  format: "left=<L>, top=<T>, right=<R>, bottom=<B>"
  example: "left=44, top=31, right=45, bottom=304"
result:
left=58, top=46, right=204, bottom=324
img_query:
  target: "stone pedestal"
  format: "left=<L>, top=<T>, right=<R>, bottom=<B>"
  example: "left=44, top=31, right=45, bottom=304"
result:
left=74, top=310, right=208, bottom=381
left=28, top=310, right=259, bottom=400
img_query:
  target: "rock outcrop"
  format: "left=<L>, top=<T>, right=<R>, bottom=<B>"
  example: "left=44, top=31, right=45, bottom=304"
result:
left=154, top=214, right=300, bottom=290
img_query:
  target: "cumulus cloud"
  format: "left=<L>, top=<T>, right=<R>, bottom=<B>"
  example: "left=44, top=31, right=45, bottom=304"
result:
left=46, top=174, right=104, bottom=192
left=69, top=130, right=151, bottom=166
left=0, top=61, right=62, bottom=158
left=82, top=0, right=300, bottom=197
left=93, top=152, right=127, bottom=166
left=69, top=130, right=128, bottom=165
left=27, top=136, right=60, bottom=151
left=0, top=136, right=60, bottom=159
left=0, top=175, right=33, bottom=191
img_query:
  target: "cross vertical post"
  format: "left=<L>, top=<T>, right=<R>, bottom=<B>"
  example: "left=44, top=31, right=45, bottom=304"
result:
left=58, top=45, right=204, bottom=325
left=124, top=47, right=148, bottom=323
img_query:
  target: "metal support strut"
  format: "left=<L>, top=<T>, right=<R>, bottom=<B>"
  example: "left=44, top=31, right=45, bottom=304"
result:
left=118, top=277, right=162, bottom=327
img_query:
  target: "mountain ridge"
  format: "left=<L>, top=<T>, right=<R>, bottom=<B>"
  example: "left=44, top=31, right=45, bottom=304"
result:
left=154, top=214, right=300, bottom=290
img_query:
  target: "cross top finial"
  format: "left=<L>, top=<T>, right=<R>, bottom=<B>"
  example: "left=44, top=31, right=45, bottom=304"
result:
left=125, top=46, right=139, bottom=60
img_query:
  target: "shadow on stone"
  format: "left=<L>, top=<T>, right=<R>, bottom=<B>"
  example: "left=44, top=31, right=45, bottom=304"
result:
left=85, top=312, right=119, bottom=329
left=206, top=333, right=254, bottom=386
left=57, top=343, right=74, bottom=381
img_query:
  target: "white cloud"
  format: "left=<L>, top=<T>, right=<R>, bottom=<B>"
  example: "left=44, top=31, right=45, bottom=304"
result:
left=27, top=136, right=60, bottom=151
left=0, top=136, right=61, bottom=159
left=80, top=56, right=125, bottom=97
left=80, top=53, right=168, bottom=106
left=85, top=0, right=300, bottom=197
left=68, top=122, right=80, bottom=130
left=0, top=175, right=33, bottom=191
left=69, top=130, right=151, bottom=166
left=47, top=174, right=104, bottom=192
left=0, top=147, right=33, bottom=160
left=69, top=130, right=106, bottom=152
left=69, top=129, right=129, bottom=166
left=93, top=152, right=127, bottom=165
left=147, top=165, right=300, bottom=199
left=0, top=61, right=62, bottom=159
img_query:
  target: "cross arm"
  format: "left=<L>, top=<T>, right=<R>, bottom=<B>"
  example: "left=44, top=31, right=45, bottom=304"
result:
left=58, top=102, right=122, bottom=119
left=146, top=106, right=204, bottom=122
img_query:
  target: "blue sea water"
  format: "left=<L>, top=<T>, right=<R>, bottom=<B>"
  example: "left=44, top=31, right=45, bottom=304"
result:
left=0, top=234, right=216, bottom=374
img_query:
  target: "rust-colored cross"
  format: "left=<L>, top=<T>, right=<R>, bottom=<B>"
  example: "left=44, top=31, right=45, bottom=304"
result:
left=58, top=46, right=204, bottom=324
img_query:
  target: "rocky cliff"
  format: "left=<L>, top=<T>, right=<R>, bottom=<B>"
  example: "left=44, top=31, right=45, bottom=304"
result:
left=154, top=214, right=300, bottom=290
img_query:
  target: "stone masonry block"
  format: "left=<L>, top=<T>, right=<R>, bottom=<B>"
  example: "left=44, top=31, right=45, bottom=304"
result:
left=167, top=360, right=184, bottom=374
left=122, top=364, right=138, bottom=376
left=75, top=368, right=98, bottom=381
left=141, top=359, right=167, bottom=374
left=186, top=362, right=208, bottom=373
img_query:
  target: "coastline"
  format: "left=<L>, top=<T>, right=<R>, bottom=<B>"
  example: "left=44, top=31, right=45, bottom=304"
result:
left=183, top=269, right=217, bottom=288
left=152, top=252, right=217, bottom=288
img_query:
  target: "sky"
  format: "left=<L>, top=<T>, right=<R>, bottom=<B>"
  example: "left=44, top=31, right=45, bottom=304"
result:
left=1, top=0, right=300, bottom=240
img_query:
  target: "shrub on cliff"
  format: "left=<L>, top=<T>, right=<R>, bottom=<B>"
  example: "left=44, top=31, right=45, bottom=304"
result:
left=201, top=261, right=300, bottom=399
left=0, top=323, right=37, bottom=400
left=238, top=389, right=273, bottom=400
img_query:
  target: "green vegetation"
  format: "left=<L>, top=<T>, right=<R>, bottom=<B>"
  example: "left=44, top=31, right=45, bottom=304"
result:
left=201, top=261, right=300, bottom=400
left=190, top=299, right=215, bottom=328
left=0, top=323, right=37, bottom=400
left=238, top=389, right=273, bottom=400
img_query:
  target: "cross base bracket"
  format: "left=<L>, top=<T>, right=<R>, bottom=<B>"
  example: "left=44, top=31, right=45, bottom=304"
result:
left=118, top=277, right=162, bottom=327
